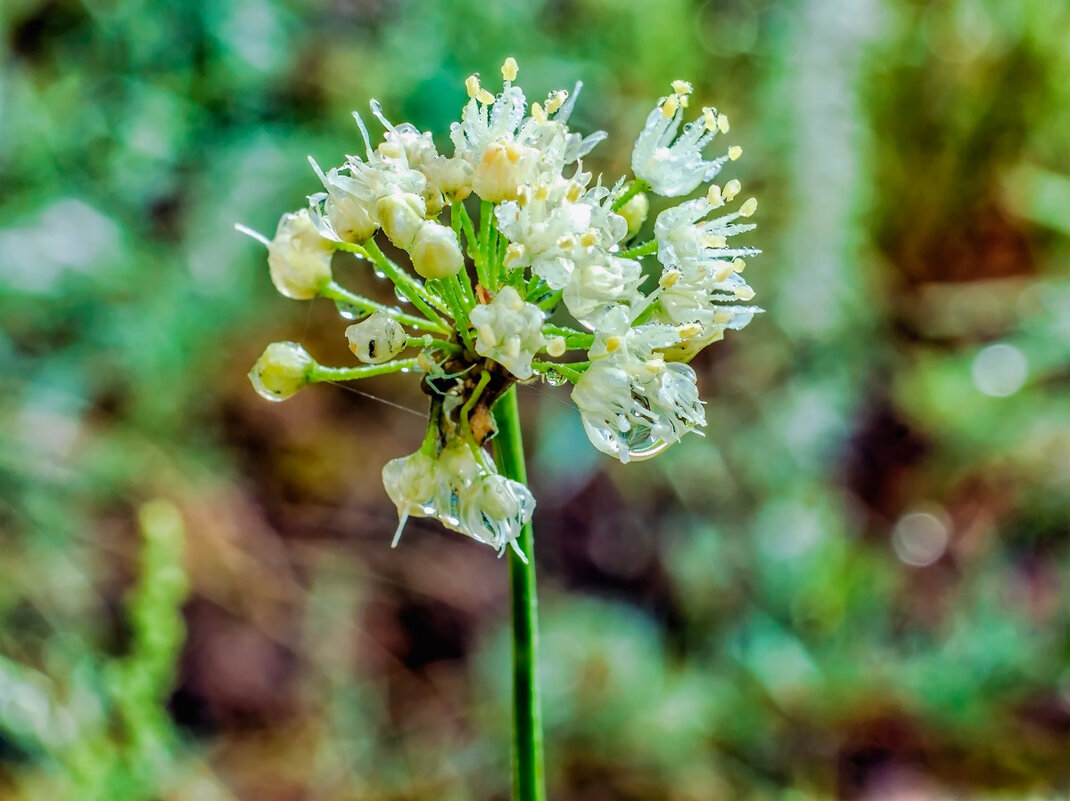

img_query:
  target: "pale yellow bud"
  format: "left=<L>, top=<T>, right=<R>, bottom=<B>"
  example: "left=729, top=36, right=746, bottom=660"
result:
left=472, top=140, right=539, bottom=202
left=266, top=210, right=335, bottom=300
left=249, top=342, right=314, bottom=402
left=345, top=312, right=407, bottom=364
left=546, top=336, right=567, bottom=357
left=376, top=192, right=426, bottom=249
left=409, top=221, right=463, bottom=279
left=618, top=191, right=650, bottom=237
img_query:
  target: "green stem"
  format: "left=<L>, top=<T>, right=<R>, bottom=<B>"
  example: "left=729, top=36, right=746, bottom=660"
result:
left=310, top=357, right=420, bottom=383
left=320, top=283, right=448, bottom=334
left=492, top=387, right=545, bottom=801
left=532, top=360, right=589, bottom=383
left=361, top=239, right=452, bottom=327
left=617, top=239, right=658, bottom=259
left=611, top=177, right=648, bottom=212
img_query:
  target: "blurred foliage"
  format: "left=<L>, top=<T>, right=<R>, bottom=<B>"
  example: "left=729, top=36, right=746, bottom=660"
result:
left=2, top=0, right=1069, bottom=799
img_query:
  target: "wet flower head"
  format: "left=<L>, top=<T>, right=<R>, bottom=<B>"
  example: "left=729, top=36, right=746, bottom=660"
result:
left=239, top=62, right=761, bottom=556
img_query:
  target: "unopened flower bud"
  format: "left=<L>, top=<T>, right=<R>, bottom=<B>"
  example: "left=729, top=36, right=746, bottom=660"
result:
left=618, top=191, right=649, bottom=237
left=376, top=192, right=426, bottom=249
left=345, top=312, right=408, bottom=363
left=472, top=140, right=539, bottom=202
left=266, top=210, right=334, bottom=300
left=248, top=341, right=315, bottom=402
left=409, top=221, right=463, bottom=279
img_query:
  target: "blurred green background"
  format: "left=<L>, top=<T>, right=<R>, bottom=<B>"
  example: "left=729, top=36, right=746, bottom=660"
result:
left=2, top=0, right=1070, bottom=798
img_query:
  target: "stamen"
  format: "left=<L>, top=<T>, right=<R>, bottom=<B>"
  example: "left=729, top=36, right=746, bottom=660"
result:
left=739, top=197, right=758, bottom=217
left=728, top=145, right=743, bottom=161
left=501, top=57, right=519, bottom=82
left=723, top=179, right=742, bottom=202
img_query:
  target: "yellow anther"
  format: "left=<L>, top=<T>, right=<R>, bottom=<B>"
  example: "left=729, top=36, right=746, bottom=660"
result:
left=713, top=310, right=734, bottom=324
left=644, top=356, right=665, bottom=374
left=557, top=234, right=575, bottom=250
left=739, top=197, right=758, bottom=217
left=545, top=90, right=567, bottom=114
left=505, top=243, right=525, bottom=265
left=531, top=102, right=547, bottom=124
left=706, top=184, right=724, bottom=207
left=732, top=258, right=746, bottom=272
left=714, top=265, right=733, bottom=282
left=661, top=95, right=679, bottom=119
left=679, top=94, right=690, bottom=109
left=501, top=57, right=519, bottom=82
left=546, top=336, right=567, bottom=358
left=605, top=336, right=622, bottom=353
left=728, top=145, right=743, bottom=161
left=517, top=186, right=531, bottom=207
left=703, top=107, right=718, bottom=132
left=565, top=181, right=582, bottom=203
left=580, top=231, right=598, bottom=248
left=465, top=74, right=481, bottom=99
left=717, top=113, right=730, bottom=134
left=671, top=80, right=693, bottom=96
left=476, top=88, right=495, bottom=105
left=703, top=234, right=728, bottom=249
left=659, top=269, right=681, bottom=288
left=534, top=185, right=550, bottom=202
left=377, top=141, right=403, bottom=160
left=678, top=323, right=703, bottom=339
left=734, top=285, right=756, bottom=301
left=723, top=179, right=742, bottom=201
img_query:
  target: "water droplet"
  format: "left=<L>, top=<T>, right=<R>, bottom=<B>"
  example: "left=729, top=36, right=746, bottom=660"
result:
left=625, top=439, right=672, bottom=461
left=373, top=268, right=387, bottom=280
left=544, top=369, right=566, bottom=387
left=394, top=287, right=411, bottom=305
left=333, top=300, right=360, bottom=320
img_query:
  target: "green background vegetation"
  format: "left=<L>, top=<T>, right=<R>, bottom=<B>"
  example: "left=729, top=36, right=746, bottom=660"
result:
left=2, top=0, right=1069, bottom=798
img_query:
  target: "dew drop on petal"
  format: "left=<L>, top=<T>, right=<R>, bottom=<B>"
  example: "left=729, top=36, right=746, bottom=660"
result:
left=544, top=369, right=567, bottom=387
left=334, top=300, right=360, bottom=320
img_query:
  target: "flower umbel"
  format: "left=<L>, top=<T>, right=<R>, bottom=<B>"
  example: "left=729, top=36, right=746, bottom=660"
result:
left=238, top=64, right=761, bottom=553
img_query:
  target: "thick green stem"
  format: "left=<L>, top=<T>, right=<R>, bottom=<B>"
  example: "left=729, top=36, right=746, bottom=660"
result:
left=492, top=387, right=545, bottom=801
left=320, top=282, right=448, bottom=333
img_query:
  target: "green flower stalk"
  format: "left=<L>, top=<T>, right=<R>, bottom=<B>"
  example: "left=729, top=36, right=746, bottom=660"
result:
left=238, top=57, right=760, bottom=801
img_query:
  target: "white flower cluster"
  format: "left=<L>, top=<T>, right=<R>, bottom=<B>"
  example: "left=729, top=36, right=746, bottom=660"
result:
left=240, top=60, right=760, bottom=556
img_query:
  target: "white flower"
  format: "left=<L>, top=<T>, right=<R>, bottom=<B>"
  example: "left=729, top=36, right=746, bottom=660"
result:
left=259, top=209, right=334, bottom=300
left=248, top=341, right=315, bottom=402
left=495, top=172, right=628, bottom=277
left=572, top=356, right=705, bottom=463
left=469, top=285, right=548, bottom=379
left=409, top=221, right=464, bottom=279
left=631, top=84, right=739, bottom=197
left=646, top=185, right=762, bottom=356
left=557, top=252, right=643, bottom=329
left=383, top=439, right=534, bottom=557
left=346, top=312, right=408, bottom=364
left=571, top=308, right=705, bottom=462
left=450, top=64, right=605, bottom=203
left=308, top=104, right=430, bottom=244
